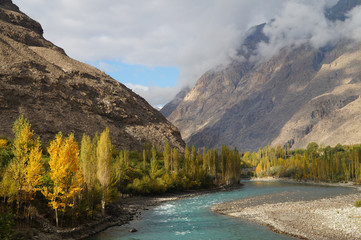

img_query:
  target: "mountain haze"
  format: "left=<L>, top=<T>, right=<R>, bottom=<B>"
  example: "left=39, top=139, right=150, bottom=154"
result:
left=0, top=0, right=185, bottom=151
left=162, top=0, right=361, bottom=151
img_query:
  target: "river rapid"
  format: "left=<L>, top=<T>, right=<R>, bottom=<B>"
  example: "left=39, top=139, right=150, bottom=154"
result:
left=90, top=181, right=357, bottom=240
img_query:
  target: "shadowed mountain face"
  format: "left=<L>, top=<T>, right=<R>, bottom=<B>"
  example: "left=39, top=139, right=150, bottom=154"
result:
left=0, top=0, right=185, bottom=151
left=163, top=0, right=361, bottom=151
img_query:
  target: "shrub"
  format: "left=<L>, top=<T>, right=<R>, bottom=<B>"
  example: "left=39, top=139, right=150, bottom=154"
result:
left=0, top=209, right=15, bottom=240
left=354, top=200, right=361, bottom=207
left=0, top=139, right=7, bottom=148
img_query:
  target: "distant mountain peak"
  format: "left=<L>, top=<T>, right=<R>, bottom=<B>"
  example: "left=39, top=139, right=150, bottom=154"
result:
left=325, top=0, right=361, bottom=21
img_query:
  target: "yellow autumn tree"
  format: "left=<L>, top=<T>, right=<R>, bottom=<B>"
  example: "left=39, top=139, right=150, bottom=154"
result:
left=43, top=133, right=83, bottom=227
left=24, top=139, right=44, bottom=200
left=11, top=115, right=34, bottom=207
left=255, top=163, right=262, bottom=177
left=96, top=128, right=112, bottom=217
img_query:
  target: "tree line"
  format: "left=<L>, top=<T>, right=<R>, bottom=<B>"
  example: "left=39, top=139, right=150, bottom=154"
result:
left=243, top=142, right=361, bottom=182
left=0, top=115, right=242, bottom=231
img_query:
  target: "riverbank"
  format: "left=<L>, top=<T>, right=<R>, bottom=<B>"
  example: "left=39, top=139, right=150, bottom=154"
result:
left=250, top=176, right=361, bottom=190
left=212, top=178, right=361, bottom=240
left=22, top=185, right=241, bottom=240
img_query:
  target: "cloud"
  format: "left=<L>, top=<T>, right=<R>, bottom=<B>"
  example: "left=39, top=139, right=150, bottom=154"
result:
left=125, top=83, right=181, bottom=107
left=254, top=0, right=361, bottom=61
left=13, top=0, right=286, bottom=90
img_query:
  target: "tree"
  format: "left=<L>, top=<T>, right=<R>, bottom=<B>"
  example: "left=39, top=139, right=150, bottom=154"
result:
left=43, top=133, right=83, bottom=227
left=79, top=134, right=97, bottom=190
left=184, top=145, right=190, bottom=175
left=79, top=134, right=99, bottom=216
left=11, top=115, right=34, bottom=208
left=163, top=141, right=171, bottom=174
left=96, top=128, right=112, bottom=217
left=150, top=144, right=159, bottom=179
left=172, top=148, right=180, bottom=174
left=191, top=146, right=197, bottom=177
left=24, top=139, right=44, bottom=201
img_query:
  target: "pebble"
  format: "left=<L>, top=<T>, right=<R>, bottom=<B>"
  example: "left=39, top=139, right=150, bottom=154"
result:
left=214, top=193, right=361, bottom=240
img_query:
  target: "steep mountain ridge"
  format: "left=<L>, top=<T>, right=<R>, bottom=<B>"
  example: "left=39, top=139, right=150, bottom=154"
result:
left=0, top=0, right=185, bottom=151
left=163, top=0, right=361, bottom=151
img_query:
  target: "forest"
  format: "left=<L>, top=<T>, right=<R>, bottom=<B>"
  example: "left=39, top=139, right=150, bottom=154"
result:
left=0, top=115, right=241, bottom=238
left=243, top=142, right=361, bottom=182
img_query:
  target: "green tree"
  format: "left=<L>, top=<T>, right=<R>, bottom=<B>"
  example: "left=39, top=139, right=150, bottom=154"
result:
left=150, top=145, right=159, bottom=179
left=163, top=141, right=171, bottom=174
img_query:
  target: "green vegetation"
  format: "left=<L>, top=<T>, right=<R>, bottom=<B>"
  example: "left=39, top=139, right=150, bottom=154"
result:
left=0, top=115, right=242, bottom=231
left=0, top=208, right=14, bottom=240
left=243, top=142, right=361, bottom=182
left=354, top=200, right=361, bottom=207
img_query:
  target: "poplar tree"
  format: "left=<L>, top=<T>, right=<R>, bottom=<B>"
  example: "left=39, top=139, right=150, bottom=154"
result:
left=163, top=141, right=171, bottom=173
left=24, top=139, right=44, bottom=200
left=172, top=148, right=180, bottom=174
left=143, top=149, right=147, bottom=170
left=184, top=145, right=190, bottom=175
left=11, top=115, right=34, bottom=208
left=43, top=133, right=83, bottom=227
left=79, top=134, right=98, bottom=216
left=150, top=144, right=159, bottom=179
left=191, top=146, right=197, bottom=177
left=96, top=128, right=112, bottom=217
left=80, top=134, right=97, bottom=190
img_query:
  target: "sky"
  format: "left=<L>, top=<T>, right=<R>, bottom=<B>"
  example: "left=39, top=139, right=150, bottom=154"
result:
left=11, top=0, right=361, bottom=107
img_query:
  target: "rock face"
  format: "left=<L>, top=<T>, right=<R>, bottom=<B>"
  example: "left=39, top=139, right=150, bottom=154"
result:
left=0, top=0, right=185, bottom=151
left=164, top=0, right=361, bottom=151
left=161, top=87, right=190, bottom=118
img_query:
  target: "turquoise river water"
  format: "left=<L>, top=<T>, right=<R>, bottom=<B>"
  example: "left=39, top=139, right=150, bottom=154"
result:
left=90, top=181, right=357, bottom=240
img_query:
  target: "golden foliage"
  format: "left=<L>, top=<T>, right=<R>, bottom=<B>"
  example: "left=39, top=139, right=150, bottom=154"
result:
left=0, top=139, right=7, bottom=148
left=255, top=163, right=262, bottom=176
left=96, top=128, right=112, bottom=216
left=43, top=133, right=83, bottom=214
left=96, top=128, right=112, bottom=189
left=24, top=139, right=44, bottom=199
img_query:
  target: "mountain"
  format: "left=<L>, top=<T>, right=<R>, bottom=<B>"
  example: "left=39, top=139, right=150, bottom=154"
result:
left=163, top=0, right=361, bottom=151
left=0, top=0, right=185, bottom=151
left=161, top=87, right=190, bottom=118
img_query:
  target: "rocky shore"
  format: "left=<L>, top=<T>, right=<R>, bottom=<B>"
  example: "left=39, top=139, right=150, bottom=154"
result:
left=212, top=179, right=361, bottom=240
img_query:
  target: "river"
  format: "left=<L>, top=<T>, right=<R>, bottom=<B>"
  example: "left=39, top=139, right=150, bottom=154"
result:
left=90, top=181, right=357, bottom=240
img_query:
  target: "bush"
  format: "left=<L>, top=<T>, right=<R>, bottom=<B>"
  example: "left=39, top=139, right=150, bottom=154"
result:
left=0, top=209, right=14, bottom=240
left=354, top=200, right=361, bottom=207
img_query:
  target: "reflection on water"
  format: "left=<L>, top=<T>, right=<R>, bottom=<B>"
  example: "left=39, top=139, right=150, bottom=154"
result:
left=90, top=181, right=356, bottom=240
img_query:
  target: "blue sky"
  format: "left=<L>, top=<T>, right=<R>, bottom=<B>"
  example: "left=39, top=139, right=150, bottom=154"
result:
left=88, top=60, right=179, bottom=88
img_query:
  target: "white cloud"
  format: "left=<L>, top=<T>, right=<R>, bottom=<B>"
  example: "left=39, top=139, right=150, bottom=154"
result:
left=13, top=0, right=286, bottom=90
left=125, top=83, right=181, bottom=107
left=254, top=0, right=361, bottom=61
left=11, top=0, right=361, bottom=106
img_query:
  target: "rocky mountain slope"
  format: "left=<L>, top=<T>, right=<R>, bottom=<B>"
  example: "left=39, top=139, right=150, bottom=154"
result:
left=0, top=0, right=185, bottom=151
left=162, top=0, right=361, bottom=151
